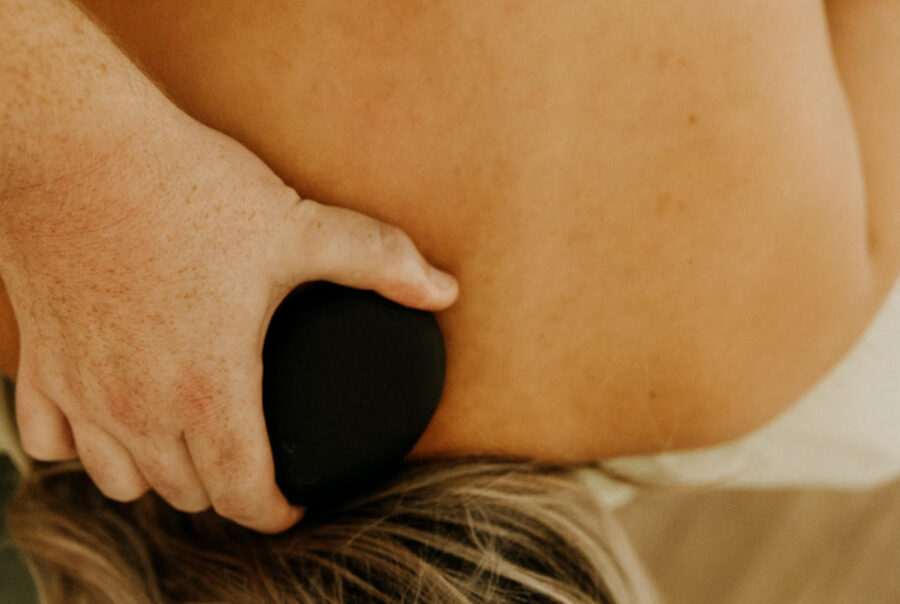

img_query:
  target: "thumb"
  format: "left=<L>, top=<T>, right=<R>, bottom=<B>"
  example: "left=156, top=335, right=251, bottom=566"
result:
left=281, top=199, right=459, bottom=310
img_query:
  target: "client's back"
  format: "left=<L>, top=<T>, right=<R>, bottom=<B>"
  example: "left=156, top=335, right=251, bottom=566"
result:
left=4, top=2, right=898, bottom=602
left=75, top=0, right=895, bottom=461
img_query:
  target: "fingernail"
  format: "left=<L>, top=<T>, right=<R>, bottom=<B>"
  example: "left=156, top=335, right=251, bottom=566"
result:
left=429, top=267, right=456, bottom=290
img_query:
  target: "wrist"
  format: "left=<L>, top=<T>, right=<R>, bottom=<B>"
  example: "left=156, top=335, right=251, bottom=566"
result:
left=0, top=86, right=180, bottom=201
left=0, top=0, right=184, bottom=203
left=0, top=101, right=177, bottom=236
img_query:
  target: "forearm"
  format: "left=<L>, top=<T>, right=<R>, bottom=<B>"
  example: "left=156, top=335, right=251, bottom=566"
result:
left=0, top=0, right=175, bottom=210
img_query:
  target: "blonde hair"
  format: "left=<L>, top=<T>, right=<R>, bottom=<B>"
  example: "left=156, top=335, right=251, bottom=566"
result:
left=6, top=457, right=660, bottom=604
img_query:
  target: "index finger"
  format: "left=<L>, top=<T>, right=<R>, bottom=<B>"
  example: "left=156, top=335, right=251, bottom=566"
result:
left=183, top=382, right=303, bottom=533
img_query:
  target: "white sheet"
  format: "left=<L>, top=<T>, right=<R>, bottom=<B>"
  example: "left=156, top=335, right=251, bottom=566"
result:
left=582, top=273, right=900, bottom=507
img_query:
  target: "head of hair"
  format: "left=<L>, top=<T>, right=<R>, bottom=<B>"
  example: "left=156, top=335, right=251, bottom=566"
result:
left=6, top=457, right=657, bottom=604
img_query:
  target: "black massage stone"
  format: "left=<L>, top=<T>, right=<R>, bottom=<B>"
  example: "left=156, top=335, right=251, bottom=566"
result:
left=262, top=281, right=446, bottom=506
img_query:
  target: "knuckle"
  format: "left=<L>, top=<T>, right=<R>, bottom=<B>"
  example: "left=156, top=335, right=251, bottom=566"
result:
left=96, top=382, right=156, bottom=438
left=179, top=390, right=221, bottom=426
left=174, top=370, right=226, bottom=426
left=376, top=223, right=415, bottom=268
left=293, top=197, right=323, bottom=230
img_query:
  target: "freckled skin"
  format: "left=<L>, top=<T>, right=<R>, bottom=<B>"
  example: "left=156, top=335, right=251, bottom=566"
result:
left=3, top=0, right=900, bottom=484
left=71, top=0, right=897, bottom=462
left=1, top=0, right=460, bottom=532
left=2, top=113, right=454, bottom=525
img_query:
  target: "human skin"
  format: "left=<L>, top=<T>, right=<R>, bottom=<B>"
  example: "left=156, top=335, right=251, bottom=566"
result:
left=55, top=0, right=900, bottom=464
left=0, top=0, right=459, bottom=533
left=2, top=1, right=898, bottom=483
left=0, top=276, right=16, bottom=377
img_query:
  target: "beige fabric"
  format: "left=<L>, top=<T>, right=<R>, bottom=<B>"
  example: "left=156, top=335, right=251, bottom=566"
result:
left=619, top=479, right=900, bottom=604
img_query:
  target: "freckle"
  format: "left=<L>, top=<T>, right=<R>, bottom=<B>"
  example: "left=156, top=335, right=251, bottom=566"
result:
left=687, top=258, right=694, bottom=265
left=316, top=222, right=323, bottom=230
left=688, top=114, right=698, bottom=124
left=648, top=390, right=659, bottom=400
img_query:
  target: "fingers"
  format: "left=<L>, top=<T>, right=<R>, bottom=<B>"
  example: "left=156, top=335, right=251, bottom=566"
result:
left=287, top=199, right=459, bottom=311
left=132, top=435, right=211, bottom=513
left=18, top=379, right=210, bottom=512
left=185, top=395, right=303, bottom=533
left=14, top=373, right=77, bottom=461
left=15, top=368, right=207, bottom=511
left=72, top=423, right=150, bottom=502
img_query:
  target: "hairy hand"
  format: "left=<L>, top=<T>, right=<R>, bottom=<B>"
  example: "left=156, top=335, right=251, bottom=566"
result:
left=0, top=116, right=458, bottom=532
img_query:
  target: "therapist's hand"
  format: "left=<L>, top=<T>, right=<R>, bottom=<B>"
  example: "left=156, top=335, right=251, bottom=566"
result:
left=1, top=114, right=458, bottom=533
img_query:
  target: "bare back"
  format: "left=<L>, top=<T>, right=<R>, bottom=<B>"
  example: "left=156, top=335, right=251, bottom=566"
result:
left=24, top=0, right=897, bottom=460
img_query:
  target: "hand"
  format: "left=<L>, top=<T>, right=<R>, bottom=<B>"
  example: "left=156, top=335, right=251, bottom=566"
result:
left=0, top=115, right=458, bottom=532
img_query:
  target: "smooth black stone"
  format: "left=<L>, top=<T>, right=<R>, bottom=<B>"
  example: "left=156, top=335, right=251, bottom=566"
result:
left=262, top=282, right=445, bottom=506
